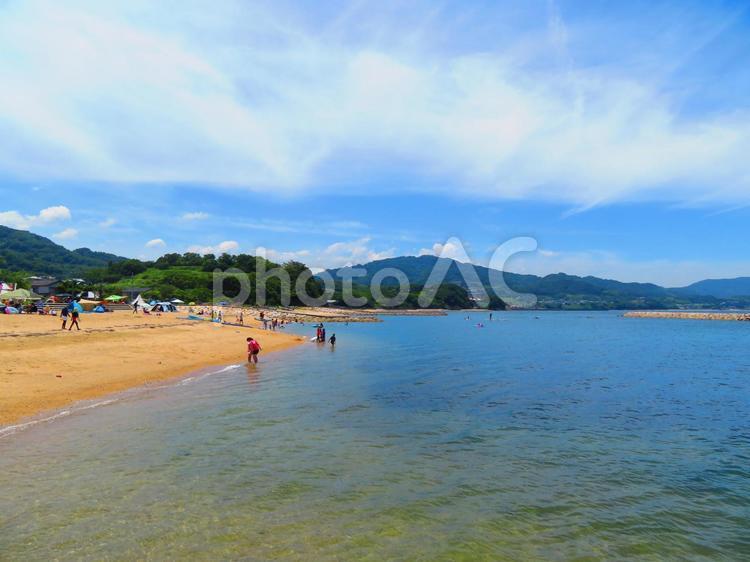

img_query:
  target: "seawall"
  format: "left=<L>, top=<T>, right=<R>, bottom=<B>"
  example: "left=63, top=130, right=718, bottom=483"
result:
left=624, top=311, right=750, bottom=321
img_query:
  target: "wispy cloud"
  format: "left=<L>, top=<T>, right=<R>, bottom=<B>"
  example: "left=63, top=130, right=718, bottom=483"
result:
left=181, top=212, right=209, bottom=221
left=1, top=1, right=748, bottom=206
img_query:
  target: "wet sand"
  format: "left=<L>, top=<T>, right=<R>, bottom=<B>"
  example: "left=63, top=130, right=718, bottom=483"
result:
left=0, top=312, right=304, bottom=425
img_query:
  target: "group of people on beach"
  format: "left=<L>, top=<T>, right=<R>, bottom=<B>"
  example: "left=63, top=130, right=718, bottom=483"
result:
left=261, top=312, right=292, bottom=331
left=59, top=306, right=81, bottom=331
left=315, top=323, right=335, bottom=346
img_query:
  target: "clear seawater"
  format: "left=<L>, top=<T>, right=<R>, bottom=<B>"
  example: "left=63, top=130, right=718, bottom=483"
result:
left=1, top=312, right=749, bottom=560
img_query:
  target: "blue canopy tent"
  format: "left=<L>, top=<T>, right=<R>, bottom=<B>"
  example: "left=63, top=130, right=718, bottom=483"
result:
left=68, top=301, right=84, bottom=313
left=93, top=305, right=106, bottom=313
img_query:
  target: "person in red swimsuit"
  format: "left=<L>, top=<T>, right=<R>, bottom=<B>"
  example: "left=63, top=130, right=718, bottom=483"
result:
left=247, top=337, right=262, bottom=364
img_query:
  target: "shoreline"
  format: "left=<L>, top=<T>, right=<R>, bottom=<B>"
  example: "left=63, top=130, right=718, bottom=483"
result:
left=0, top=311, right=305, bottom=427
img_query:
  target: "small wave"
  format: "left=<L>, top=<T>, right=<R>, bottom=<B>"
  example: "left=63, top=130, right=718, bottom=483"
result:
left=0, top=364, right=242, bottom=439
left=179, top=364, right=242, bottom=386
left=0, top=399, right=119, bottom=440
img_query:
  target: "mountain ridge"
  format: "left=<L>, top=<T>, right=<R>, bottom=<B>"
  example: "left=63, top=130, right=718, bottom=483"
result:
left=0, top=225, right=126, bottom=277
left=323, top=255, right=748, bottom=309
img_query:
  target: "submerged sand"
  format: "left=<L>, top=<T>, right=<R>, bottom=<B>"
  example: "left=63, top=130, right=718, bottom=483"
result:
left=0, top=311, right=304, bottom=426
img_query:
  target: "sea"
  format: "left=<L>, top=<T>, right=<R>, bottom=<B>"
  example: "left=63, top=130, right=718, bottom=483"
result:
left=1, top=311, right=749, bottom=560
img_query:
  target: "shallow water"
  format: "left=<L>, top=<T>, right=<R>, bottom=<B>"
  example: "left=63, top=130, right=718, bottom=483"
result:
left=1, top=312, right=749, bottom=560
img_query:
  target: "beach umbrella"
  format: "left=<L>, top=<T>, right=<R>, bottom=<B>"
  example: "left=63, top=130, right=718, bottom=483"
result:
left=188, top=302, right=196, bottom=305
left=0, top=288, right=42, bottom=301
left=104, top=295, right=125, bottom=301
left=170, top=298, right=185, bottom=303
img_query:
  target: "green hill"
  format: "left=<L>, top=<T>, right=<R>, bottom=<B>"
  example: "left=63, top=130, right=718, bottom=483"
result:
left=0, top=225, right=126, bottom=277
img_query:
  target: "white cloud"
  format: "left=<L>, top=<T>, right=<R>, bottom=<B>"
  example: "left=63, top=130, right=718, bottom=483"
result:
left=187, top=240, right=239, bottom=255
left=145, top=238, right=166, bottom=248
left=52, top=227, right=78, bottom=240
left=0, top=205, right=71, bottom=229
left=419, top=241, right=471, bottom=262
left=99, top=217, right=116, bottom=227
left=0, top=2, right=748, bottom=206
left=181, top=212, right=209, bottom=220
left=258, top=237, right=395, bottom=270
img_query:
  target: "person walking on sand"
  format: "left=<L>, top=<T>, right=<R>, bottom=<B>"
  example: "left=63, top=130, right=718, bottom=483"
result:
left=68, top=308, right=80, bottom=331
left=247, top=337, right=262, bottom=364
left=60, top=306, right=69, bottom=330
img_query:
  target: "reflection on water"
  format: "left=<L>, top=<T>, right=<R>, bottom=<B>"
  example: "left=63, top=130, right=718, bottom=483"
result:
left=1, top=312, right=749, bottom=560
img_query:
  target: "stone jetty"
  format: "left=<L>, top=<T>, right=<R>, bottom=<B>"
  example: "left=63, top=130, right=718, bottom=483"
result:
left=624, top=311, right=750, bottom=321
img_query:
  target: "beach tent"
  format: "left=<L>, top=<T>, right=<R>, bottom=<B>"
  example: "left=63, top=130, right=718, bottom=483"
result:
left=152, top=302, right=177, bottom=312
left=131, top=294, right=148, bottom=308
left=78, top=299, right=100, bottom=312
left=93, top=305, right=106, bottom=313
left=68, top=301, right=84, bottom=313
left=188, top=302, right=196, bottom=306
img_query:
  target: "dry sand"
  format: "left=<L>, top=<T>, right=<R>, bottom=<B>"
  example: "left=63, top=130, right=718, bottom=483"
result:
left=0, top=311, right=304, bottom=426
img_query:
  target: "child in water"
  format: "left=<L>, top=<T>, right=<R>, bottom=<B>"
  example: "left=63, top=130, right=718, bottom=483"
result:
left=247, top=337, right=262, bottom=363
left=329, top=333, right=336, bottom=346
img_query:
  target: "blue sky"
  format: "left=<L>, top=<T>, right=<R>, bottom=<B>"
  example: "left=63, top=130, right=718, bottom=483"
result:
left=1, top=0, right=749, bottom=286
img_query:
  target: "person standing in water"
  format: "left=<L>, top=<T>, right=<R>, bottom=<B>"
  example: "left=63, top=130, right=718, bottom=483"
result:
left=247, top=337, right=262, bottom=363
left=329, top=333, right=336, bottom=347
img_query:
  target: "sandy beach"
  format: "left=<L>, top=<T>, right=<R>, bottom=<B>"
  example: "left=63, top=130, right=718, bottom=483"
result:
left=0, top=311, right=305, bottom=426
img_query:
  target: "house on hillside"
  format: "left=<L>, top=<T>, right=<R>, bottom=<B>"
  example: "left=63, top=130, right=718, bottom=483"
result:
left=29, top=277, right=60, bottom=297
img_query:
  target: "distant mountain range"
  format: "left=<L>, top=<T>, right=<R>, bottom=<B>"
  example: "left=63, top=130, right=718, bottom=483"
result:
left=675, top=277, right=750, bottom=299
left=0, top=225, right=126, bottom=277
left=324, top=255, right=750, bottom=310
left=2, top=225, right=749, bottom=309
